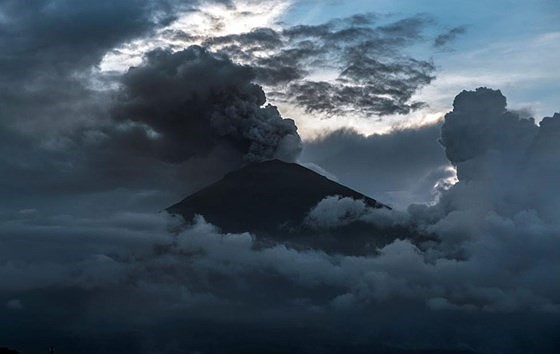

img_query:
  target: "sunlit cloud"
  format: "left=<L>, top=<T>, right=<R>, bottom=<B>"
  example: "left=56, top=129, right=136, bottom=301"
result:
left=100, top=0, right=292, bottom=72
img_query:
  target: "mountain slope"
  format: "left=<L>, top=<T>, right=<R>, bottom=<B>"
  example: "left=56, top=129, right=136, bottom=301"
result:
left=167, top=159, right=387, bottom=233
left=167, top=160, right=429, bottom=255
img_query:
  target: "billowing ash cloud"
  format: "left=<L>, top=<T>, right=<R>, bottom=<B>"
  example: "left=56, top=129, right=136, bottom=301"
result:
left=399, top=88, right=560, bottom=312
left=440, top=87, right=538, bottom=166
left=437, top=88, right=559, bottom=217
left=113, top=46, right=302, bottom=163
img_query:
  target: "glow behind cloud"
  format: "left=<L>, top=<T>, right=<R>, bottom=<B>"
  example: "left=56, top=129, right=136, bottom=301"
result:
left=100, top=0, right=291, bottom=72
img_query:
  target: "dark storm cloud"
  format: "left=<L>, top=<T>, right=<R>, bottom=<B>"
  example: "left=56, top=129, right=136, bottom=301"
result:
left=301, top=123, right=451, bottom=208
left=434, top=26, right=467, bottom=47
left=0, top=0, right=197, bottom=133
left=196, top=14, right=438, bottom=117
left=0, top=0, right=178, bottom=76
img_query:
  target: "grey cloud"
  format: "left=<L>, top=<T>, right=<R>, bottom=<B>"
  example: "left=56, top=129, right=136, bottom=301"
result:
left=0, top=0, right=197, bottom=134
left=440, top=87, right=538, bottom=166
left=0, top=0, right=177, bottom=76
left=195, top=14, right=441, bottom=117
left=5, top=299, right=22, bottom=311
left=404, top=88, right=560, bottom=314
left=305, top=195, right=411, bottom=229
left=203, top=27, right=283, bottom=50
left=434, top=26, right=467, bottom=47
left=301, top=123, right=451, bottom=208
left=378, top=15, right=432, bottom=39
left=305, top=195, right=375, bottom=229
left=530, top=112, right=560, bottom=161
left=0, top=118, right=244, bottom=213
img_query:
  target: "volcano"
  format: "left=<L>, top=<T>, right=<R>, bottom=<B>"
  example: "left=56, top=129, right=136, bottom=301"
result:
left=167, top=159, right=424, bottom=255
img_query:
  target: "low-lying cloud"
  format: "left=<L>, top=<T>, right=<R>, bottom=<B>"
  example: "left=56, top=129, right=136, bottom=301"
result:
left=2, top=202, right=559, bottom=352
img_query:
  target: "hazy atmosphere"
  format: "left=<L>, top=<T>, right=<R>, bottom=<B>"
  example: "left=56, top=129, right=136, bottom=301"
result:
left=0, top=1, right=559, bottom=353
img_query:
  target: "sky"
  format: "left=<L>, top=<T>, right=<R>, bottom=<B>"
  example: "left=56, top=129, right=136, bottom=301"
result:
left=0, top=0, right=559, bottom=353
left=100, top=0, right=560, bottom=134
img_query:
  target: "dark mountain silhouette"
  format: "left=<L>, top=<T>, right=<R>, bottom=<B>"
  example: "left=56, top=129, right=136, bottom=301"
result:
left=168, top=159, right=429, bottom=255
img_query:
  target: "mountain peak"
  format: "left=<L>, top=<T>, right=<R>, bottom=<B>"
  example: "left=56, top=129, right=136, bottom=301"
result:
left=168, top=160, right=385, bottom=232
left=165, top=160, right=409, bottom=254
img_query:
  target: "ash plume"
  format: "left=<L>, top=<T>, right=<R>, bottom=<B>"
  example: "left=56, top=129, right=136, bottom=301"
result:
left=113, top=46, right=302, bottom=163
